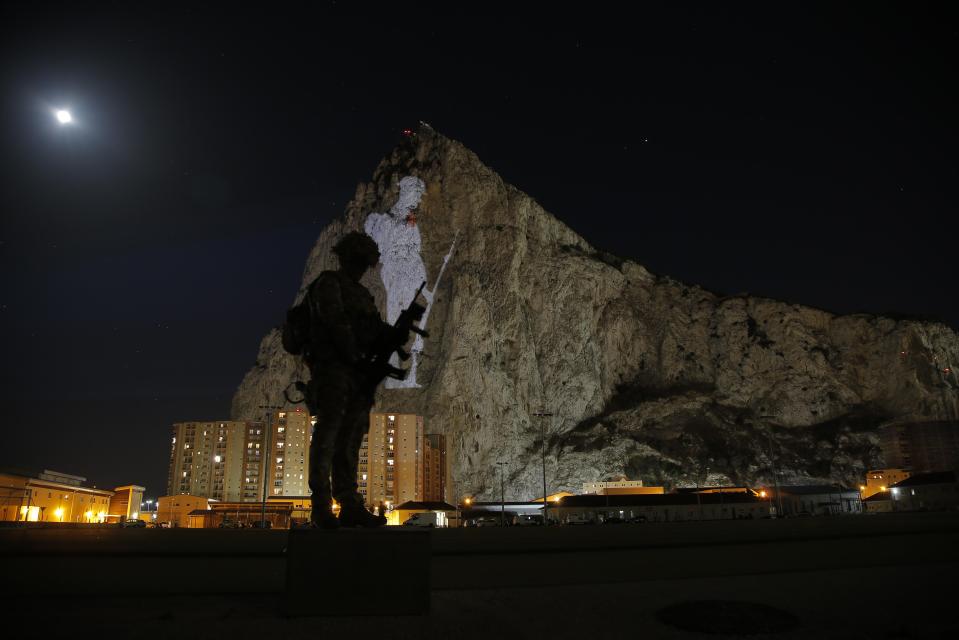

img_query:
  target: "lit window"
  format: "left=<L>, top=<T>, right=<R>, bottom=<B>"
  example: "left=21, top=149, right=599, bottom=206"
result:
left=214, top=455, right=222, bottom=463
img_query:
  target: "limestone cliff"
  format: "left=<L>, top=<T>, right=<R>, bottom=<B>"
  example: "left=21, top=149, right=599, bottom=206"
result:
left=232, top=125, right=959, bottom=500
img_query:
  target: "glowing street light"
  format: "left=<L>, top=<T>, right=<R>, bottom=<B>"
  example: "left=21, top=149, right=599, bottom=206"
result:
left=55, top=109, right=72, bottom=125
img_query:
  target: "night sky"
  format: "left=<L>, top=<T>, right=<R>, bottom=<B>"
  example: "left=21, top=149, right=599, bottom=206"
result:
left=2, top=4, right=956, bottom=498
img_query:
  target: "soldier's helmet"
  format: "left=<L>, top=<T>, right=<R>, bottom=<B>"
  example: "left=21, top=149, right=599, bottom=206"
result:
left=332, top=232, right=380, bottom=267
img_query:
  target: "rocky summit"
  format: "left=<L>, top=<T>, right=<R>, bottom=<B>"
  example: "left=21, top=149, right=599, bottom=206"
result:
left=232, top=125, right=959, bottom=500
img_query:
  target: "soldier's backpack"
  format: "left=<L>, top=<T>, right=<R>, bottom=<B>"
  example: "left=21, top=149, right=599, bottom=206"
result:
left=281, top=292, right=312, bottom=356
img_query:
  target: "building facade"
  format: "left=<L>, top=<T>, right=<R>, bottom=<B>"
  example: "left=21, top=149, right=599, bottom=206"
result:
left=863, top=468, right=911, bottom=499
left=266, top=409, right=312, bottom=497
left=361, top=413, right=423, bottom=509
left=584, top=480, right=665, bottom=495
left=167, top=414, right=315, bottom=503
left=422, top=433, right=448, bottom=502
left=186, top=495, right=313, bottom=528
left=157, top=494, right=209, bottom=527
left=0, top=470, right=116, bottom=523
left=552, top=493, right=772, bottom=524
left=109, top=485, right=146, bottom=522
left=167, top=421, right=248, bottom=501
left=765, top=485, right=863, bottom=517
left=880, top=421, right=959, bottom=473
left=889, top=471, right=959, bottom=512
left=359, top=414, right=448, bottom=510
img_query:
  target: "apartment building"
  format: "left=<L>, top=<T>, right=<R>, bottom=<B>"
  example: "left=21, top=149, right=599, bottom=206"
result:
left=168, top=421, right=248, bottom=501
left=266, top=409, right=313, bottom=497
left=358, top=414, right=449, bottom=510
left=422, top=433, right=448, bottom=503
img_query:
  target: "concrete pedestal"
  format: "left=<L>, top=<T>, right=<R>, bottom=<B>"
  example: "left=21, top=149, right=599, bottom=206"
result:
left=284, top=528, right=430, bottom=616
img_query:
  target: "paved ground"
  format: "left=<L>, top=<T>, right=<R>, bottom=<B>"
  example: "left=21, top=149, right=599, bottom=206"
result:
left=4, top=512, right=958, bottom=639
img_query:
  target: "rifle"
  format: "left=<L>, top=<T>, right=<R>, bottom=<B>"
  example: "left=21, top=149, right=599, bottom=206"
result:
left=363, top=281, right=429, bottom=384
left=283, top=281, right=429, bottom=404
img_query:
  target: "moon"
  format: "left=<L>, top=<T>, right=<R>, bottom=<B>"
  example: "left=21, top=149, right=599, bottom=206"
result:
left=55, top=109, right=72, bottom=124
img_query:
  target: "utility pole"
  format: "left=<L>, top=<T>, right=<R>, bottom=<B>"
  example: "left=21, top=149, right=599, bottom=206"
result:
left=532, top=411, right=552, bottom=525
left=259, top=404, right=283, bottom=527
left=496, top=462, right=507, bottom=526
left=765, top=427, right=784, bottom=517
left=697, top=467, right=705, bottom=520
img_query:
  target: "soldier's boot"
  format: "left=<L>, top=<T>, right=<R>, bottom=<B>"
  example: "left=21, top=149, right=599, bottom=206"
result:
left=338, top=502, right=387, bottom=528
left=311, top=509, right=340, bottom=530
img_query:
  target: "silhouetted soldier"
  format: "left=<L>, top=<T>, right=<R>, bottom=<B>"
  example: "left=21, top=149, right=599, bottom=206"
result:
left=296, top=232, right=407, bottom=528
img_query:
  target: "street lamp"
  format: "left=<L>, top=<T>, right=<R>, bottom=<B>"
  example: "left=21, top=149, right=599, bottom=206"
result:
left=496, top=462, right=507, bottom=526
left=259, top=404, right=283, bottom=528
left=532, top=411, right=552, bottom=525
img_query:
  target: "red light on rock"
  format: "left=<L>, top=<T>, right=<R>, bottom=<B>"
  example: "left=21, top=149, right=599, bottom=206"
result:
left=402, top=128, right=414, bottom=137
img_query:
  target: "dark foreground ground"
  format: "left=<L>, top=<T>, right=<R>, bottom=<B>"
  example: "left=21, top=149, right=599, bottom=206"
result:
left=3, top=512, right=958, bottom=639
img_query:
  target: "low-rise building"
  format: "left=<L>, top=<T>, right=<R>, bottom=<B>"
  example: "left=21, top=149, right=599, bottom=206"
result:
left=764, top=485, right=863, bottom=517
left=863, top=468, right=911, bottom=499
left=583, top=480, right=665, bottom=495
left=109, top=485, right=146, bottom=522
left=462, top=501, right=546, bottom=525
left=187, top=495, right=313, bottom=528
left=391, top=501, right=457, bottom=527
left=553, top=493, right=771, bottom=524
left=157, top=494, right=210, bottom=528
left=863, top=491, right=893, bottom=513
left=675, top=486, right=757, bottom=496
left=0, top=469, right=117, bottom=523
left=889, top=471, right=959, bottom=512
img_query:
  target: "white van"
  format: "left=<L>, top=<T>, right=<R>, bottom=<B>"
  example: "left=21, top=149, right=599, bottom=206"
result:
left=402, top=512, right=446, bottom=528
left=565, top=512, right=596, bottom=525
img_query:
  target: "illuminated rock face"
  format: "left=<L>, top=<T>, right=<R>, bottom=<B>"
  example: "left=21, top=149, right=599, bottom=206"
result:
left=232, top=125, right=959, bottom=501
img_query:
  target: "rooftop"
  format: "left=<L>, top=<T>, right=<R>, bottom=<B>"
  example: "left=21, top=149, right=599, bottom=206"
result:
left=394, top=501, right=457, bottom=511
left=890, top=471, right=957, bottom=488
left=557, top=493, right=764, bottom=507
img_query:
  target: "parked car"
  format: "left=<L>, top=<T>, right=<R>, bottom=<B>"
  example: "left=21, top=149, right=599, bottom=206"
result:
left=219, top=520, right=243, bottom=529
left=513, top=514, right=544, bottom=526
left=602, top=516, right=627, bottom=525
left=473, top=516, right=502, bottom=527
left=121, top=518, right=146, bottom=528
left=564, top=513, right=596, bottom=525
left=251, top=520, right=273, bottom=529
left=628, top=515, right=647, bottom=524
